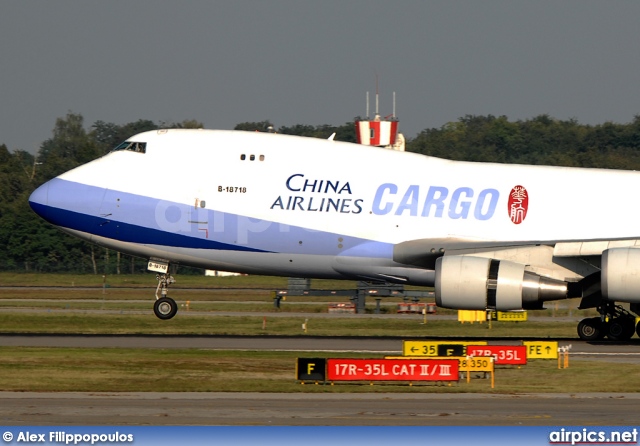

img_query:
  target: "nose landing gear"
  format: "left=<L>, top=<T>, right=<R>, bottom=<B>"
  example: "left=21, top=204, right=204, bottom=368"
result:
left=153, top=272, right=178, bottom=320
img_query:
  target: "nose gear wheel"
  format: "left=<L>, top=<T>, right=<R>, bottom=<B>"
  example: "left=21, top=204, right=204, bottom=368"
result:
left=153, top=273, right=178, bottom=320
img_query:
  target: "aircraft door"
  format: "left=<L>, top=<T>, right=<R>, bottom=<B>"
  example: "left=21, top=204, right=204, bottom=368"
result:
left=191, top=188, right=211, bottom=240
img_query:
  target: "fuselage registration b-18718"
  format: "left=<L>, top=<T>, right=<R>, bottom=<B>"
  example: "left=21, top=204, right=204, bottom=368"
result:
left=28, top=128, right=640, bottom=341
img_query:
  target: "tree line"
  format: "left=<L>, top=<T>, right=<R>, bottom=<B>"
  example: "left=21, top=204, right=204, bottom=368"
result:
left=2, top=112, right=640, bottom=273
left=0, top=113, right=204, bottom=274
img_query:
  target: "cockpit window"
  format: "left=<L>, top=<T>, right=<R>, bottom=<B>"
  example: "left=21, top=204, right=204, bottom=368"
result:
left=111, top=141, right=146, bottom=154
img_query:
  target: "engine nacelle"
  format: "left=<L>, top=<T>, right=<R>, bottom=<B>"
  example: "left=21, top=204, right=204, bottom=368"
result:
left=434, top=255, right=568, bottom=310
left=602, top=247, right=640, bottom=303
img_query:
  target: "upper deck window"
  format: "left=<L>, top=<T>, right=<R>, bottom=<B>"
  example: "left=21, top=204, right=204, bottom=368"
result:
left=240, top=154, right=265, bottom=161
left=111, top=141, right=146, bottom=154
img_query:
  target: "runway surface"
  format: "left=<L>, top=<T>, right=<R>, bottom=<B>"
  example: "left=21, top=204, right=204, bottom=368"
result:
left=0, top=334, right=639, bottom=358
left=1, top=391, right=639, bottom=426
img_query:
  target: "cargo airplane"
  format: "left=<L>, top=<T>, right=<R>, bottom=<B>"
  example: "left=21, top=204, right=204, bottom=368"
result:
left=28, top=129, right=640, bottom=341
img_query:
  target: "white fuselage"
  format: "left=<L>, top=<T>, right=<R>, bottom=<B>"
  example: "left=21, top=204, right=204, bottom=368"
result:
left=29, top=129, right=640, bottom=284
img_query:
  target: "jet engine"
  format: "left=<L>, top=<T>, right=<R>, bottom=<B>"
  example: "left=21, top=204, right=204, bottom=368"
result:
left=434, top=256, right=568, bottom=310
left=602, top=248, right=640, bottom=303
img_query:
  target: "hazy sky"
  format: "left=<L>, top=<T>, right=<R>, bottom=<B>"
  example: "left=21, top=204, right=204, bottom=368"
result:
left=3, top=1, right=640, bottom=153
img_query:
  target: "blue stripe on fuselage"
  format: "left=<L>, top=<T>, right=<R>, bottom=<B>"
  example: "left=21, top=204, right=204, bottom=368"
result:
left=29, top=179, right=393, bottom=258
left=29, top=201, right=267, bottom=252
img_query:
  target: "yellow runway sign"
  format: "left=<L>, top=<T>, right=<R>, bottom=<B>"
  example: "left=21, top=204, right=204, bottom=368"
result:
left=496, top=311, right=528, bottom=322
left=459, top=356, right=494, bottom=372
left=523, top=341, right=558, bottom=359
left=403, top=341, right=487, bottom=357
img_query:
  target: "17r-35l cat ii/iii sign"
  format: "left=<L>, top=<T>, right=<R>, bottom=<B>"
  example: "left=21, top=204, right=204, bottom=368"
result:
left=327, top=359, right=459, bottom=382
left=29, top=129, right=640, bottom=341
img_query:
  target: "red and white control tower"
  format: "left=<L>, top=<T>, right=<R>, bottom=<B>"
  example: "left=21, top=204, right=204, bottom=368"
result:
left=354, top=89, right=405, bottom=151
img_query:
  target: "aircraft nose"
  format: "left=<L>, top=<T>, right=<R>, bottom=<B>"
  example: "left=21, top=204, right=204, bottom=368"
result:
left=29, top=181, right=50, bottom=215
left=29, top=178, right=105, bottom=229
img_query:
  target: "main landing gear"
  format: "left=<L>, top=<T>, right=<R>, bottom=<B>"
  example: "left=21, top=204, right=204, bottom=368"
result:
left=577, top=302, right=638, bottom=341
left=153, top=273, right=178, bottom=320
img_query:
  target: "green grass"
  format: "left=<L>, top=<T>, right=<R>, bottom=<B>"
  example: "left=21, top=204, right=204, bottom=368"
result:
left=0, top=347, right=636, bottom=393
left=0, top=313, right=580, bottom=337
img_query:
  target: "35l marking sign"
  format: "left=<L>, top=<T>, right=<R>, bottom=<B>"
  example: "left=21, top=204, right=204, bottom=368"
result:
left=466, top=345, right=527, bottom=365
